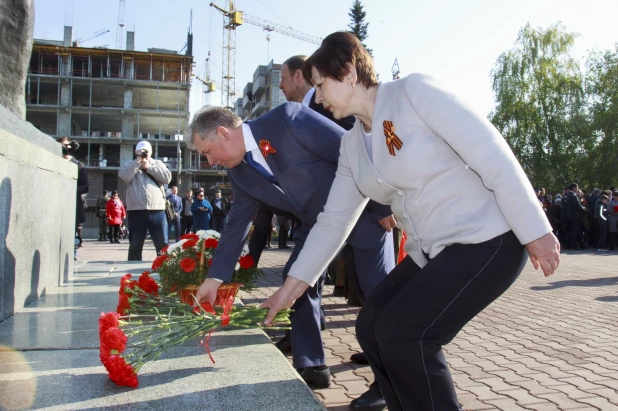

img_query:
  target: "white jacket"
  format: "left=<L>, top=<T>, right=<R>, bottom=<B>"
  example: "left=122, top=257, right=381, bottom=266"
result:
left=287, top=73, right=552, bottom=286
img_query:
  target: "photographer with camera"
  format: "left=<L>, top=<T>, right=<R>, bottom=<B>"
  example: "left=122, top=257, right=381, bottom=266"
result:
left=119, top=141, right=171, bottom=260
left=57, top=137, right=89, bottom=260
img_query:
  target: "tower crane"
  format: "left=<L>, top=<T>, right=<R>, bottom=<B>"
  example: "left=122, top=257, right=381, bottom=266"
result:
left=196, top=52, right=217, bottom=106
left=115, top=0, right=126, bottom=50
left=72, top=29, right=110, bottom=47
left=210, top=1, right=322, bottom=109
left=392, top=58, right=401, bottom=80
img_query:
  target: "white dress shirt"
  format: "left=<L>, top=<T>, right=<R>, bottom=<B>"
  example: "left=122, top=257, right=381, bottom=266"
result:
left=241, top=123, right=284, bottom=193
left=302, top=88, right=315, bottom=107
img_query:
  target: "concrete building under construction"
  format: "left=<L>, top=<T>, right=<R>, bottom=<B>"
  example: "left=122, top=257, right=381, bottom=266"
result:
left=25, top=26, right=230, bottom=228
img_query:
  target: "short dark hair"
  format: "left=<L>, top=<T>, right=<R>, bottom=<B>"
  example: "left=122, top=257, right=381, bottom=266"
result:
left=188, top=106, right=242, bottom=149
left=283, top=55, right=307, bottom=76
left=303, top=31, right=377, bottom=89
left=111, top=190, right=119, bottom=196
left=568, top=183, right=579, bottom=190
left=600, top=195, right=609, bottom=201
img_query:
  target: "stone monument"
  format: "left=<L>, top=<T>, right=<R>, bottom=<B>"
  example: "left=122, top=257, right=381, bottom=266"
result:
left=0, top=0, right=77, bottom=322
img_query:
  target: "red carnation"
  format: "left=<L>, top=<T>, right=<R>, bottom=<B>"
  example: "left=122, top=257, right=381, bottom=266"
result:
left=106, top=355, right=139, bottom=388
left=181, top=233, right=199, bottom=241
left=182, top=238, right=198, bottom=249
left=138, top=272, right=159, bottom=296
left=614, top=205, right=618, bottom=213
left=101, top=328, right=128, bottom=353
left=151, top=254, right=167, bottom=271
left=208, top=258, right=213, bottom=266
left=204, top=238, right=219, bottom=249
left=179, top=257, right=197, bottom=273
left=117, top=294, right=131, bottom=315
left=99, top=312, right=120, bottom=334
left=161, top=245, right=169, bottom=253
left=238, top=254, right=254, bottom=269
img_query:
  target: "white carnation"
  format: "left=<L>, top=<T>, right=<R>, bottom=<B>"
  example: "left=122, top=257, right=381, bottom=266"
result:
left=235, top=262, right=240, bottom=271
left=241, top=244, right=249, bottom=257
left=167, top=239, right=187, bottom=254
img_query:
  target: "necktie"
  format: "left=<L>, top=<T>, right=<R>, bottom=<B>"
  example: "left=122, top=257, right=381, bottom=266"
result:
left=244, top=152, right=279, bottom=186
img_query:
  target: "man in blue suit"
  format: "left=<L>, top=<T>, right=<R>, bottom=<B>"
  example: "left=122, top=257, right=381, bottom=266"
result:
left=191, top=103, right=395, bottom=394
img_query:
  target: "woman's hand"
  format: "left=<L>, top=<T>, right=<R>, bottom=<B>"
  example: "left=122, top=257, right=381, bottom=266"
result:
left=260, top=277, right=311, bottom=325
left=525, top=232, right=560, bottom=277
left=378, top=215, right=397, bottom=232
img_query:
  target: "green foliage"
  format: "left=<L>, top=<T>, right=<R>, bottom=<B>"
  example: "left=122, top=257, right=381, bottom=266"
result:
left=348, top=0, right=373, bottom=55
left=490, top=22, right=618, bottom=192
left=585, top=46, right=618, bottom=189
left=154, top=233, right=263, bottom=293
left=489, top=22, right=592, bottom=192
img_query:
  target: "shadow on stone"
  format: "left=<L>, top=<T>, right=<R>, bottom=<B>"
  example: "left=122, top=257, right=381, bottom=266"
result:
left=24, top=250, right=41, bottom=306
left=0, top=178, right=16, bottom=321
left=530, top=276, right=618, bottom=290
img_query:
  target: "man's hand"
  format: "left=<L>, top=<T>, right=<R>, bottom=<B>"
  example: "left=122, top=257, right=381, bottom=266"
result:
left=139, top=159, right=150, bottom=171
left=260, top=277, right=310, bottom=325
left=195, top=278, right=222, bottom=306
left=378, top=215, right=397, bottom=232
left=525, top=232, right=560, bottom=277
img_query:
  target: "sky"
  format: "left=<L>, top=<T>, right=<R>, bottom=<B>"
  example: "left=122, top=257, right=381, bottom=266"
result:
left=33, top=0, right=618, bottom=119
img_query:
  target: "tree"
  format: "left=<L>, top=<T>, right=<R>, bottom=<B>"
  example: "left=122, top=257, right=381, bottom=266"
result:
left=585, top=45, right=618, bottom=189
left=348, top=0, right=372, bottom=55
left=489, top=22, right=593, bottom=192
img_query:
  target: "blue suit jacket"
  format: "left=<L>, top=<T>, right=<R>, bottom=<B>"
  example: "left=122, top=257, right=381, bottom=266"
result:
left=209, top=103, right=391, bottom=282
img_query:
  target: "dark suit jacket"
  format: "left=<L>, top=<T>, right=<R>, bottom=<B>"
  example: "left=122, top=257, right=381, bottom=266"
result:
left=566, top=191, right=586, bottom=221
left=208, top=103, right=390, bottom=282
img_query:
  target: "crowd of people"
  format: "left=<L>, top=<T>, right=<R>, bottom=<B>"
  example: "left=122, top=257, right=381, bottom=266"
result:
left=537, top=185, right=618, bottom=251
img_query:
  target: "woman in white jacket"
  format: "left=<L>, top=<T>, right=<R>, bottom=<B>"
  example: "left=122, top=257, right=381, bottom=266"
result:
left=260, top=32, right=561, bottom=411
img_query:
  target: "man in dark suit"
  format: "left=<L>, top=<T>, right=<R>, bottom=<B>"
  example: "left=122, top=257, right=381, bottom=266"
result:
left=190, top=104, right=394, bottom=402
left=210, top=189, right=229, bottom=233
left=565, top=183, right=586, bottom=249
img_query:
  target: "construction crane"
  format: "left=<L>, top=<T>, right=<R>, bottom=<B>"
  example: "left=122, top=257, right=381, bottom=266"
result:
left=72, top=29, right=109, bottom=47
left=392, top=58, right=401, bottom=80
left=210, top=1, right=322, bottom=109
left=115, top=0, right=126, bottom=50
left=196, top=53, right=217, bottom=106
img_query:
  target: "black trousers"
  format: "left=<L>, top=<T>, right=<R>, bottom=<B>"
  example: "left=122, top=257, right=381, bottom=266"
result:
left=356, top=231, right=527, bottom=411
left=567, top=219, right=582, bottom=248
left=108, top=224, right=120, bottom=241
left=181, top=215, right=193, bottom=234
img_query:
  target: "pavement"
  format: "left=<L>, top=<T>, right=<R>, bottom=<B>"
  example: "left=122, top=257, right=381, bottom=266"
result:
left=4, top=236, right=618, bottom=410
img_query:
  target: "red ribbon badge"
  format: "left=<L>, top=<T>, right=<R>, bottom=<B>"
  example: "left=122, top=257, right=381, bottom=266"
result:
left=383, top=121, right=403, bottom=156
left=259, top=139, right=277, bottom=159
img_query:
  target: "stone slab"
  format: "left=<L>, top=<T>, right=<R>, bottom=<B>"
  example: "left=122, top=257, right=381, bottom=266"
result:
left=0, top=338, right=325, bottom=411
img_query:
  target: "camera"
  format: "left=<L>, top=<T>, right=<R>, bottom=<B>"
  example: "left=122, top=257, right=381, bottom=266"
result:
left=61, top=140, right=80, bottom=156
left=137, top=149, right=149, bottom=159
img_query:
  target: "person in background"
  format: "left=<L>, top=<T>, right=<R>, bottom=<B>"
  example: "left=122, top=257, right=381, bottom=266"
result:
left=210, top=189, right=229, bottom=233
left=118, top=140, right=171, bottom=260
left=106, top=190, right=126, bottom=244
left=595, top=194, right=609, bottom=252
left=277, top=214, right=291, bottom=249
left=260, top=31, right=559, bottom=411
left=167, top=186, right=183, bottom=243
left=607, top=191, right=618, bottom=250
left=191, top=189, right=213, bottom=231
left=57, top=137, right=88, bottom=260
left=96, top=190, right=110, bottom=241
left=181, top=188, right=194, bottom=234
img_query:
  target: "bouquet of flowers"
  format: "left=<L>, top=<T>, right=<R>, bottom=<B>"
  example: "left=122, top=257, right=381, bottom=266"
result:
left=101, top=283, right=291, bottom=388
left=152, top=230, right=263, bottom=294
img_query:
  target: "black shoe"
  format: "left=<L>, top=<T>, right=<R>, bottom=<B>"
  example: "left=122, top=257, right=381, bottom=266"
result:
left=333, top=285, right=345, bottom=297
left=350, top=388, right=387, bottom=411
left=350, top=352, right=369, bottom=364
left=110, top=240, right=114, bottom=244
left=275, top=335, right=292, bottom=354
left=114, top=239, right=120, bottom=243
left=297, top=366, right=331, bottom=389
